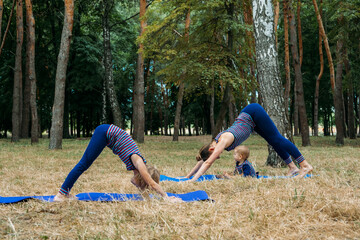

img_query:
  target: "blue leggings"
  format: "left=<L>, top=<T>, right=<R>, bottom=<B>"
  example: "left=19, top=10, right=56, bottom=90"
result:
left=241, top=103, right=304, bottom=164
left=60, top=124, right=110, bottom=194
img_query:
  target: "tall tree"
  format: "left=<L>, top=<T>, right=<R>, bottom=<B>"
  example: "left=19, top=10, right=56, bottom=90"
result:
left=283, top=0, right=291, bottom=116
left=213, top=2, right=235, bottom=138
left=0, top=0, right=15, bottom=57
left=102, top=0, right=122, bottom=127
left=173, top=6, right=190, bottom=141
left=289, top=1, right=310, bottom=146
left=133, top=0, right=147, bottom=142
left=25, top=0, right=38, bottom=143
left=297, top=0, right=303, bottom=66
left=49, top=0, right=74, bottom=149
left=12, top=0, right=23, bottom=142
left=0, top=0, right=3, bottom=41
left=334, top=35, right=345, bottom=144
left=344, top=53, right=356, bottom=139
left=313, top=0, right=323, bottom=137
left=312, top=0, right=344, bottom=144
left=252, top=0, right=293, bottom=166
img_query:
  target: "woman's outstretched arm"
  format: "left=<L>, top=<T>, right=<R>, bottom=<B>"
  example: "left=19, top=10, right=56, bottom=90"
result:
left=190, top=133, right=234, bottom=182
left=185, top=160, right=204, bottom=178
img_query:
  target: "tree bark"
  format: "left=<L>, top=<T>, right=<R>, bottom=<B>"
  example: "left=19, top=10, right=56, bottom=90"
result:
left=273, top=0, right=279, bottom=48
left=313, top=1, right=324, bottom=137
left=334, top=39, right=345, bottom=144
left=12, top=0, right=23, bottom=142
left=103, top=0, right=122, bottom=127
left=173, top=7, right=191, bottom=141
left=252, top=0, right=293, bottom=166
left=49, top=0, right=74, bottom=149
left=210, top=78, right=215, bottom=135
left=297, top=0, right=303, bottom=66
left=0, top=0, right=15, bottom=57
left=289, top=2, right=310, bottom=146
left=133, top=0, right=147, bottom=142
left=283, top=0, right=291, bottom=116
left=25, top=0, right=38, bottom=143
left=173, top=81, right=185, bottom=141
left=0, top=0, right=3, bottom=41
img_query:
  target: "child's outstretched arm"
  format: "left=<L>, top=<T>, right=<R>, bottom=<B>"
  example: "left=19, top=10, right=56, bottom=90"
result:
left=131, top=155, right=182, bottom=203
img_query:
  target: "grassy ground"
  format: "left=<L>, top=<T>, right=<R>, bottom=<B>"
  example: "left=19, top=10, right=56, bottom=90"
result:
left=0, top=135, right=359, bottom=239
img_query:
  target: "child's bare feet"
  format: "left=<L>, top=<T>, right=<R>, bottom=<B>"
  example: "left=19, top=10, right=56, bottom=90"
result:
left=295, top=162, right=313, bottom=178
left=53, top=192, right=78, bottom=202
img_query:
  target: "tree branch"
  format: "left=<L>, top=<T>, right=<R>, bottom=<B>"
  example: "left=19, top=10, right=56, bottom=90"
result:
left=110, top=0, right=154, bottom=28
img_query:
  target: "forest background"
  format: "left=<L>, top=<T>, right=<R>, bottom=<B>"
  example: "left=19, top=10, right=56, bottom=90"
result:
left=0, top=0, right=359, bottom=154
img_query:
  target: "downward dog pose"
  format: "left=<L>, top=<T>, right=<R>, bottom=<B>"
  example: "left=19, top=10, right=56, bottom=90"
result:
left=186, top=103, right=313, bottom=181
left=54, top=124, right=181, bottom=202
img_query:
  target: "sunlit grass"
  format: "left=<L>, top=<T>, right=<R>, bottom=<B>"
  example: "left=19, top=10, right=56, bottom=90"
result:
left=1, top=135, right=359, bottom=239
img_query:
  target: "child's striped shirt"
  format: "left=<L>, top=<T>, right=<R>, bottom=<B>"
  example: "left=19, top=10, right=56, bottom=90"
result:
left=234, top=159, right=256, bottom=177
left=215, top=112, right=255, bottom=151
left=106, top=124, right=146, bottom=170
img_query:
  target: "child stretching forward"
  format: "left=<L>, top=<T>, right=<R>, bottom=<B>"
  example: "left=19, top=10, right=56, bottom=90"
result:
left=217, top=145, right=257, bottom=179
left=54, top=124, right=181, bottom=203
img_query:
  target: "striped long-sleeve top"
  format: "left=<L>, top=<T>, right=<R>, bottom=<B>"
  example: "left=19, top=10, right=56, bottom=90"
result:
left=215, top=112, right=256, bottom=151
left=234, top=159, right=257, bottom=177
left=106, top=124, right=146, bottom=170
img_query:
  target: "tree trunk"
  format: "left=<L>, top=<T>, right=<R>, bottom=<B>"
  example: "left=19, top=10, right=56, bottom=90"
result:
left=312, top=0, right=344, bottom=145
left=213, top=83, right=232, bottom=138
left=22, top=28, right=31, bottom=138
left=210, top=78, right=215, bottom=135
left=344, top=52, right=355, bottom=139
left=0, top=0, right=15, bottom=57
left=252, top=0, right=293, bottom=166
left=49, top=0, right=74, bottom=149
left=293, top=81, right=299, bottom=136
left=25, top=0, right=38, bottom=143
left=133, top=0, right=147, bottom=142
left=334, top=39, right=345, bottom=144
left=103, top=0, right=122, bottom=127
left=0, top=0, right=3, bottom=48
left=12, top=0, right=23, bottom=142
left=101, top=76, right=107, bottom=123
left=297, top=0, right=303, bottom=66
left=173, top=7, right=191, bottom=141
left=289, top=2, right=310, bottom=146
left=173, top=81, right=185, bottom=141
left=213, top=2, right=235, bottom=139
left=313, top=1, right=324, bottom=137
left=283, top=0, right=291, bottom=116
left=274, top=0, right=279, bottom=48
left=161, top=80, right=169, bottom=136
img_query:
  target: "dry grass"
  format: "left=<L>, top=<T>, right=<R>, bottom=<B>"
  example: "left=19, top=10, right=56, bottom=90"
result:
left=1, top=135, right=359, bottom=239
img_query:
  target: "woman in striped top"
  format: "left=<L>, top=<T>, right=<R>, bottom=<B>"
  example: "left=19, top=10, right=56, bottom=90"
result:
left=54, top=124, right=181, bottom=202
left=186, top=103, right=313, bottom=181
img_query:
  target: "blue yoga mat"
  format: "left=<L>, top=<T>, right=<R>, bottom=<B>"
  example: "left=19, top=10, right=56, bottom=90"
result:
left=160, top=174, right=315, bottom=182
left=257, top=174, right=314, bottom=179
left=160, top=174, right=219, bottom=182
left=0, top=190, right=210, bottom=204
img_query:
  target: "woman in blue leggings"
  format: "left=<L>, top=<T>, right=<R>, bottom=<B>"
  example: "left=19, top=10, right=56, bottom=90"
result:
left=54, top=124, right=180, bottom=202
left=185, top=103, right=313, bottom=181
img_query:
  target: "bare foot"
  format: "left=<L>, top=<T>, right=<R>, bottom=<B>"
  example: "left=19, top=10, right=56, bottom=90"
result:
left=295, top=163, right=313, bottom=178
left=287, top=168, right=300, bottom=177
left=53, top=192, right=78, bottom=202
